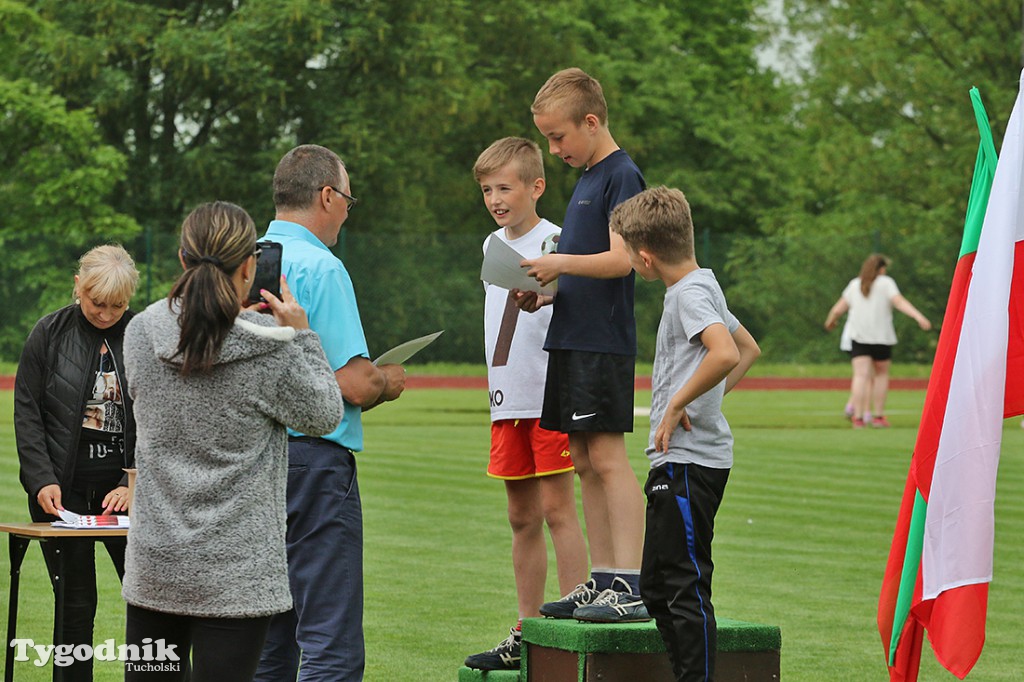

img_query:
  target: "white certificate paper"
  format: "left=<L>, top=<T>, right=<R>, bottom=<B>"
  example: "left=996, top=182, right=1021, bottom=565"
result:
left=52, top=509, right=130, bottom=529
left=480, top=236, right=556, bottom=295
left=373, top=330, right=444, bottom=366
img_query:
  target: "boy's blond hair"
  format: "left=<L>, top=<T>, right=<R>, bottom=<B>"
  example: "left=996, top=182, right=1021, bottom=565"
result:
left=610, top=186, right=694, bottom=263
left=473, top=137, right=545, bottom=185
left=531, top=67, right=608, bottom=126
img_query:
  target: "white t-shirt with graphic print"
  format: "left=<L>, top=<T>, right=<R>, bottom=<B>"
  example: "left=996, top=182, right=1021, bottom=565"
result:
left=482, top=219, right=561, bottom=422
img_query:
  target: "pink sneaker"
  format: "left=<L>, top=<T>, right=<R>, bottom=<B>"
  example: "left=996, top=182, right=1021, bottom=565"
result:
left=872, top=416, right=891, bottom=428
left=844, top=403, right=854, bottom=420
left=852, top=417, right=866, bottom=429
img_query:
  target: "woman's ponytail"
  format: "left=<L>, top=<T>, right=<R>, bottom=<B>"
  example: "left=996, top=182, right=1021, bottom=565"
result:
left=168, top=202, right=257, bottom=375
left=858, top=253, right=890, bottom=298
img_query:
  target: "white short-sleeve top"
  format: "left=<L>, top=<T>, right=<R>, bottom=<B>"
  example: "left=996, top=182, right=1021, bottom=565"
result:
left=842, top=274, right=901, bottom=345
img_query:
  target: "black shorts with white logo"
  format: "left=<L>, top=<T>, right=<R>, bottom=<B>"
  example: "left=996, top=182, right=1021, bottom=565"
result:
left=540, top=349, right=634, bottom=433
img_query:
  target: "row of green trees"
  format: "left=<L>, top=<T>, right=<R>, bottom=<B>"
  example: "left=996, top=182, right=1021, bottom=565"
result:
left=1, top=0, right=1020, bottom=363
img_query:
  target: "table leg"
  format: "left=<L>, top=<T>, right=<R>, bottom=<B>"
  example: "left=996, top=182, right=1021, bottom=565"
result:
left=5, top=535, right=30, bottom=682
left=50, top=540, right=64, bottom=682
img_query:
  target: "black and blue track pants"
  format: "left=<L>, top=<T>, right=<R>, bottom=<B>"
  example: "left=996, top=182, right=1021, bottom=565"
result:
left=640, top=462, right=730, bottom=682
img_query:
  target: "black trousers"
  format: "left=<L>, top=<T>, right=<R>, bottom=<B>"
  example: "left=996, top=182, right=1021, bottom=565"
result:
left=640, top=462, right=730, bottom=682
left=28, top=478, right=127, bottom=682
left=125, top=604, right=271, bottom=682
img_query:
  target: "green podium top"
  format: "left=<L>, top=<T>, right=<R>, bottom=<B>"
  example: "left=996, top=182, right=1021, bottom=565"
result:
left=521, top=616, right=781, bottom=654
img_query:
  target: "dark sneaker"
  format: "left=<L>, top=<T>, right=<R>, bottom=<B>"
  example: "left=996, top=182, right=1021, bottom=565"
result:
left=540, top=579, right=601, bottom=618
left=573, top=588, right=652, bottom=623
left=464, top=627, right=521, bottom=670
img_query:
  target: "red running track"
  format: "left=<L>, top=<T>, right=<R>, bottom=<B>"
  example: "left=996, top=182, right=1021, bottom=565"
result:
left=403, top=376, right=929, bottom=391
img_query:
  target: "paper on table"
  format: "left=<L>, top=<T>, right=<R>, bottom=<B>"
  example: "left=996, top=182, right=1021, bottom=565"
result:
left=373, top=330, right=444, bottom=366
left=480, top=235, right=556, bottom=295
left=52, top=508, right=130, bottom=529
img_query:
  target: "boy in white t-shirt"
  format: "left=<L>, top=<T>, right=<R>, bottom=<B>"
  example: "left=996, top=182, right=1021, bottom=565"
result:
left=464, top=137, right=587, bottom=672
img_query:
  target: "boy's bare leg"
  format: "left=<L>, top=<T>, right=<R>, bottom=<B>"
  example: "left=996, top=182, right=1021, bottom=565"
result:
left=539, top=471, right=588, bottom=595
left=506, top=479, right=547, bottom=617
left=580, top=431, right=644, bottom=571
left=569, top=433, right=614, bottom=569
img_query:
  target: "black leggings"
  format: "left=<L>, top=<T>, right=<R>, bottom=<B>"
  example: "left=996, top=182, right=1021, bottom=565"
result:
left=28, top=480, right=126, bottom=682
left=124, top=604, right=271, bottom=682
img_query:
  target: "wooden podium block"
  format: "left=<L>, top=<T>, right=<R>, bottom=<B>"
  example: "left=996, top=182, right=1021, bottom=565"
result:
left=520, top=617, right=780, bottom=682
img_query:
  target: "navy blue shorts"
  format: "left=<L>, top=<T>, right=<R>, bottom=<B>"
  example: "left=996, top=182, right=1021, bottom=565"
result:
left=540, top=349, right=634, bottom=433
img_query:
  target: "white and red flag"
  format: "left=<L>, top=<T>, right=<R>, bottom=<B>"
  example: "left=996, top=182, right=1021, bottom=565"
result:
left=878, top=78, right=1024, bottom=681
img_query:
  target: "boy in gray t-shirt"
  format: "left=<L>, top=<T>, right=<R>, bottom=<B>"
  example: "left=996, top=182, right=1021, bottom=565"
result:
left=610, top=187, right=760, bottom=682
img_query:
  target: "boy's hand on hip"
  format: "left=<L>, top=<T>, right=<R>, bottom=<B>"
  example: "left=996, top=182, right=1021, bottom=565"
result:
left=654, top=406, right=691, bottom=452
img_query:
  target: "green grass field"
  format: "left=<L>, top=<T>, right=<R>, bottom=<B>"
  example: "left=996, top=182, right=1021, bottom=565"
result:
left=409, top=360, right=935, bottom=380
left=2, top=386, right=1023, bottom=680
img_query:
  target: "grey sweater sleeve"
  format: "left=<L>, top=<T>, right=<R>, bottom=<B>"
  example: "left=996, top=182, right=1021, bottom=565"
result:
left=259, top=329, right=343, bottom=436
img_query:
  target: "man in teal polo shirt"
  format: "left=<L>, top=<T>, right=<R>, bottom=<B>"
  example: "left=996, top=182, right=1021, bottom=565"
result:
left=255, top=144, right=406, bottom=682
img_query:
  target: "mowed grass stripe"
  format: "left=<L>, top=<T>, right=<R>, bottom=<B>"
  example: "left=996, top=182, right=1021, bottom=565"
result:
left=715, top=391, right=1024, bottom=682
left=3, top=388, right=1024, bottom=680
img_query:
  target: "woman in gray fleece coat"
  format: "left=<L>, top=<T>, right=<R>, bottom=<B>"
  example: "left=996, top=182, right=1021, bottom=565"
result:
left=122, top=201, right=343, bottom=681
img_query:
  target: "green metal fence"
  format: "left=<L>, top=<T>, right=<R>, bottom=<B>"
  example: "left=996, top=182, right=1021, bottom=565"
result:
left=340, top=227, right=947, bottom=366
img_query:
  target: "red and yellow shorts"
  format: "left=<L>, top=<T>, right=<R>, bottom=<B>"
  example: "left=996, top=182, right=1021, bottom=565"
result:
left=488, top=418, right=573, bottom=480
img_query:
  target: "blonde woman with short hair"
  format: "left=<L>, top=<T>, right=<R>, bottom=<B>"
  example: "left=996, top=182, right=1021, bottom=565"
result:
left=14, top=243, right=140, bottom=682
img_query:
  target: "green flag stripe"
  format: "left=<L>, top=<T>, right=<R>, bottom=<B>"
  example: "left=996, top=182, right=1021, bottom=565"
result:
left=889, top=491, right=929, bottom=664
left=961, top=87, right=998, bottom=258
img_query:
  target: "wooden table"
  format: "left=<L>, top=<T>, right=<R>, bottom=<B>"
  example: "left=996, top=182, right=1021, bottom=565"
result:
left=0, top=523, right=128, bottom=682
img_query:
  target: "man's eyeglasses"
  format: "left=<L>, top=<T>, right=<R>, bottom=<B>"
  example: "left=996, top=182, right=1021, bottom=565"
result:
left=321, top=185, right=358, bottom=210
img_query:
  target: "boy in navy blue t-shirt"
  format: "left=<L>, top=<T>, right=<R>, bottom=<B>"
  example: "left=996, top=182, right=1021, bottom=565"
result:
left=514, top=67, right=648, bottom=621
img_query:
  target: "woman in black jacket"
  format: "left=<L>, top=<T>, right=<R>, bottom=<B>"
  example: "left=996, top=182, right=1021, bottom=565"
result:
left=14, top=244, right=140, bottom=682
